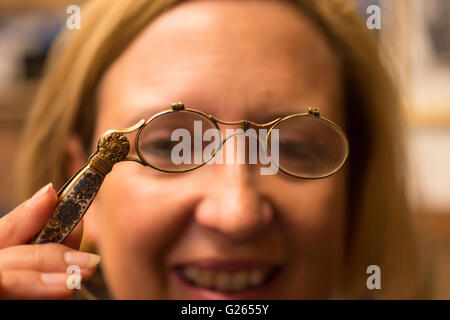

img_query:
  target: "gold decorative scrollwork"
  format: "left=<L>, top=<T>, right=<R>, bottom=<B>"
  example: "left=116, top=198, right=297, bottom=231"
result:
left=89, top=131, right=130, bottom=176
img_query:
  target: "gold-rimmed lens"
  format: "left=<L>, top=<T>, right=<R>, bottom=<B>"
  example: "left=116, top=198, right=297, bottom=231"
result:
left=137, top=110, right=221, bottom=172
left=268, top=115, right=348, bottom=178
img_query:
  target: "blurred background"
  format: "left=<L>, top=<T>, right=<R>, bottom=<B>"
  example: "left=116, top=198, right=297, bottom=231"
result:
left=0, top=0, right=448, bottom=298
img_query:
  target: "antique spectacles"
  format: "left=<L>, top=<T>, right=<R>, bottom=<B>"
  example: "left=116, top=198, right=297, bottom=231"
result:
left=31, top=102, right=349, bottom=244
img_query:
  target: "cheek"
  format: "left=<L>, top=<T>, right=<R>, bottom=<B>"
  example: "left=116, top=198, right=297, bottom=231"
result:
left=264, top=171, right=347, bottom=280
left=94, top=163, right=201, bottom=256
left=275, top=172, right=346, bottom=244
left=266, top=172, right=347, bottom=297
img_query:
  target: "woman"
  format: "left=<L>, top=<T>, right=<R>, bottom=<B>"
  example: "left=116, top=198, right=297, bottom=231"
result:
left=1, top=0, right=424, bottom=299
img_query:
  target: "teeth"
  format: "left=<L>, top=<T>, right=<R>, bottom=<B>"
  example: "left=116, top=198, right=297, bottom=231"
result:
left=181, top=267, right=271, bottom=292
left=198, top=269, right=213, bottom=289
left=184, top=267, right=199, bottom=280
left=215, top=272, right=231, bottom=291
left=249, top=270, right=265, bottom=286
left=231, top=271, right=248, bottom=292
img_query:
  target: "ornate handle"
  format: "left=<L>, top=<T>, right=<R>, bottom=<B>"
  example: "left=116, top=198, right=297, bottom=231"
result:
left=31, top=131, right=131, bottom=244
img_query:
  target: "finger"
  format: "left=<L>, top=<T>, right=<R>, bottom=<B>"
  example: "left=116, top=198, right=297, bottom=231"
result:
left=62, top=219, right=83, bottom=250
left=0, top=243, right=100, bottom=277
left=0, top=270, right=73, bottom=300
left=0, top=183, right=57, bottom=248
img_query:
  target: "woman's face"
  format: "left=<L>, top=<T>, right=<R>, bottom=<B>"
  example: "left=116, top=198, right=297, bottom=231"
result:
left=87, top=0, right=347, bottom=299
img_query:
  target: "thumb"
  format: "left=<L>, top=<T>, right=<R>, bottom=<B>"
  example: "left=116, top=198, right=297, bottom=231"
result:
left=0, top=183, right=57, bottom=248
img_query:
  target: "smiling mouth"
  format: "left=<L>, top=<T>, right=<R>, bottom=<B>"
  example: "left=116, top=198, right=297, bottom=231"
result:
left=175, top=262, right=280, bottom=293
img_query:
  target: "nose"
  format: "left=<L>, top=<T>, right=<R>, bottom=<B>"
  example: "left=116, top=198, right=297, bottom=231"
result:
left=194, top=164, right=274, bottom=241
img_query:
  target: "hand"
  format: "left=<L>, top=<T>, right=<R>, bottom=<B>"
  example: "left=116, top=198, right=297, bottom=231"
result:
left=0, top=183, right=101, bottom=299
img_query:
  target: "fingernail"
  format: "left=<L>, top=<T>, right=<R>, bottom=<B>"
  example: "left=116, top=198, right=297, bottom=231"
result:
left=41, top=273, right=68, bottom=286
left=64, top=251, right=101, bottom=270
left=26, top=183, right=53, bottom=207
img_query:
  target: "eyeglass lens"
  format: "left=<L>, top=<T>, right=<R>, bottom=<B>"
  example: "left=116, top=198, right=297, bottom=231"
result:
left=270, top=115, right=347, bottom=178
left=137, top=110, right=220, bottom=171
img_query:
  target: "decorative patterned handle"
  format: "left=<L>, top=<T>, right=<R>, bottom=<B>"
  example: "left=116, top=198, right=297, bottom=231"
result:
left=31, top=131, right=130, bottom=244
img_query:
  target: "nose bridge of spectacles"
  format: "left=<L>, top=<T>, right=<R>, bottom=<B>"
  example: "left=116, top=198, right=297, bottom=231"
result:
left=214, top=119, right=251, bottom=130
left=212, top=117, right=281, bottom=130
left=213, top=120, right=273, bottom=148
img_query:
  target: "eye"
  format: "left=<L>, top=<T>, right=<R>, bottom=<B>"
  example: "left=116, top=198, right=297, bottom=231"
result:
left=139, top=131, right=179, bottom=159
left=280, top=139, right=321, bottom=160
left=278, top=137, right=331, bottom=174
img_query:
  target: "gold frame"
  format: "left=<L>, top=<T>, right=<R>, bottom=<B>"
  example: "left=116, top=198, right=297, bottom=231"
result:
left=127, top=101, right=349, bottom=179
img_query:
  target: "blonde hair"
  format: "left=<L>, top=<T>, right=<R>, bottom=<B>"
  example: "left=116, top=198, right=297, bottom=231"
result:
left=16, top=0, right=425, bottom=298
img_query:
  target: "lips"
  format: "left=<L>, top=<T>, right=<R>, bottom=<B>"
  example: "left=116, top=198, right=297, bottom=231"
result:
left=172, top=259, right=280, bottom=298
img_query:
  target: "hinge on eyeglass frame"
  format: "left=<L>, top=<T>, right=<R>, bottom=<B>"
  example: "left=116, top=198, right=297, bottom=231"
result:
left=308, top=107, right=320, bottom=117
left=171, top=101, right=185, bottom=111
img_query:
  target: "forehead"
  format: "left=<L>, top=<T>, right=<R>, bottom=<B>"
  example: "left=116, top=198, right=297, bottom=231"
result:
left=97, top=0, right=342, bottom=131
